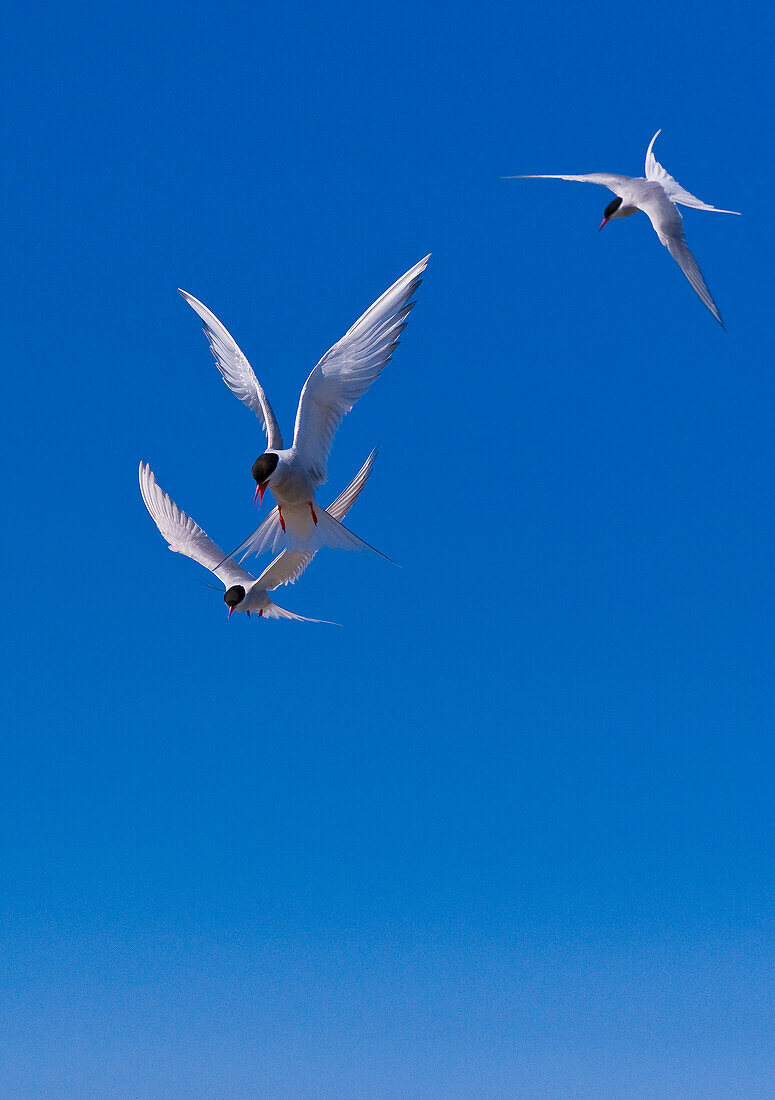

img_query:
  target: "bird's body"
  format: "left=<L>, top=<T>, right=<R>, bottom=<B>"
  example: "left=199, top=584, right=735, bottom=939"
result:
left=506, top=131, right=739, bottom=327
left=139, top=449, right=378, bottom=621
left=180, top=254, right=429, bottom=559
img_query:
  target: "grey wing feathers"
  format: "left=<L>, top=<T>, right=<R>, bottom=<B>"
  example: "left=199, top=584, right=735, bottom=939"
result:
left=644, top=131, right=740, bottom=214
left=254, top=447, right=379, bottom=590
left=254, top=545, right=317, bottom=591
left=179, top=290, right=284, bottom=448
left=664, top=231, right=725, bottom=328
left=291, top=257, right=429, bottom=486
left=504, top=173, right=632, bottom=193
left=139, top=462, right=255, bottom=588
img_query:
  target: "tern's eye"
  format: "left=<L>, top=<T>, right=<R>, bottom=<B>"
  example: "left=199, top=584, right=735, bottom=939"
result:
left=604, top=196, right=623, bottom=219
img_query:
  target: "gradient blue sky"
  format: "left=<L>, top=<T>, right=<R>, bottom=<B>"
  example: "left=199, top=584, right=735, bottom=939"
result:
left=3, top=1, right=774, bottom=1096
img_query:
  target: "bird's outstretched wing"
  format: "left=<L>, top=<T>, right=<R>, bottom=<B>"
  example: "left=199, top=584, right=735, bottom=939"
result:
left=503, top=173, right=632, bottom=194
left=663, top=230, right=725, bottom=328
left=179, top=290, right=284, bottom=449
left=254, top=447, right=379, bottom=590
left=639, top=195, right=726, bottom=328
left=291, top=257, right=429, bottom=487
left=139, top=462, right=256, bottom=588
left=644, top=130, right=740, bottom=214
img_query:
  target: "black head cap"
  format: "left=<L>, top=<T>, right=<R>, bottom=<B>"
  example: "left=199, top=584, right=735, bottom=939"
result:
left=603, top=196, right=623, bottom=219
left=224, top=584, right=246, bottom=610
left=252, top=452, right=279, bottom=485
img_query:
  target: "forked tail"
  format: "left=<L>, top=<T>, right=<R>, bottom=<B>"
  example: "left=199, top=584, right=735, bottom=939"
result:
left=231, top=501, right=394, bottom=563
left=262, top=599, right=339, bottom=625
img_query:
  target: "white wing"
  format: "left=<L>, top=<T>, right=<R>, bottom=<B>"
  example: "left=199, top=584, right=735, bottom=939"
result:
left=262, top=600, right=339, bottom=625
left=644, top=130, right=740, bottom=214
left=139, top=462, right=256, bottom=588
left=291, top=256, right=429, bottom=486
left=326, top=446, right=378, bottom=523
left=254, top=447, right=379, bottom=590
left=504, top=173, right=633, bottom=193
left=179, top=290, right=284, bottom=449
left=663, top=231, right=725, bottom=328
left=638, top=194, right=726, bottom=328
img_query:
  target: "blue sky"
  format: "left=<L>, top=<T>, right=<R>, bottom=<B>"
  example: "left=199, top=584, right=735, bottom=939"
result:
left=2, top=0, right=774, bottom=1096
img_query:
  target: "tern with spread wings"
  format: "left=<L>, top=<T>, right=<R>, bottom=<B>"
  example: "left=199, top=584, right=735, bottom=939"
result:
left=139, top=449, right=377, bottom=622
left=180, top=255, right=429, bottom=559
left=506, top=131, right=739, bottom=327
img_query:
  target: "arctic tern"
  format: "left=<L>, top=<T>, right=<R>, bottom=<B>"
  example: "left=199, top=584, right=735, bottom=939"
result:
left=506, top=130, right=739, bottom=327
left=139, top=449, right=378, bottom=622
left=180, top=255, right=429, bottom=559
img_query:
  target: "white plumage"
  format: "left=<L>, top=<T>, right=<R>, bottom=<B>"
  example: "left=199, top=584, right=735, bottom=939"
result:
left=139, top=449, right=378, bottom=621
left=506, top=131, right=739, bottom=327
left=180, top=255, right=429, bottom=557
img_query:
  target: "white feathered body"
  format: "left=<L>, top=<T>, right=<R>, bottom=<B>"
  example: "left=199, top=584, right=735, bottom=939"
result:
left=509, top=130, right=739, bottom=327
left=262, top=448, right=318, bottom=504
left=237, top=586, right=277, bottom=616
left=139, top=448, right=379, bottom=622
left=180, top=255, right=429, bottom=557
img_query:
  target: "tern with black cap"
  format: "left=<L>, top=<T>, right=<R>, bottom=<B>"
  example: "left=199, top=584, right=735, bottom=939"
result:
left=139, top=449, right=379, bottom=622
left=179, top=254, right=429, bottom=560
left=505, top=130, right=739, bottom=327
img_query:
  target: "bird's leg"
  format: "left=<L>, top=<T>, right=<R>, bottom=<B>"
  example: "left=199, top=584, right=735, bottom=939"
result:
left=309, top=501, right=318, bottom=526
left=246, top=610, right=251, bottom=617
left=278, top=505, right=286, bottom=533
left=259, top=609, right=264, bottom=617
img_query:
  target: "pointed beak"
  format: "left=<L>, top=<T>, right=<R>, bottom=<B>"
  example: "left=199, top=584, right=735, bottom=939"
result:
left=228, top=607, right=234, bottom=620
left=254, top=482, right=267, bottom=505
left=598, top=217, right=609, bottom=231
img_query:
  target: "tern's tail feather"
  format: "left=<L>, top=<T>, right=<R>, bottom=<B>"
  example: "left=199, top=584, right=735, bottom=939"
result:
left=262, top=600, right=340, bottom=625
left=232, top=502, right=393, bottom=563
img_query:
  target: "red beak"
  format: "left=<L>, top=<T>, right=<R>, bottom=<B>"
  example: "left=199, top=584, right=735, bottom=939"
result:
left=598, top=217, right=609, bottom=231
left=254, top=482, right=267, bottom=505
left=228, top=607, right=234, bottom=620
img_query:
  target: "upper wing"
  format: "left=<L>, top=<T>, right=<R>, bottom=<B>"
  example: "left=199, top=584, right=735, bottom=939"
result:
left=503, top=173, right=632, bottom=194
left=291, top=256, right=429, bottom=486
left=139, top=462, right=256, bottom=588
left=644, top=130, right=740, bottom=214
left=639, top=195, right=726, bottom=328
left=254, top=447, right=379, bottom=590
left=179, top=290, right=284, bottom=449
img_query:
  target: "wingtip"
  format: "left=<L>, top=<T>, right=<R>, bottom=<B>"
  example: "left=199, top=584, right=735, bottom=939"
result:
left=645, top=129, right=662, bottom=163
left=407, top=254, right=430, bottom=277
left=178, top=288, right=207, bottom=315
